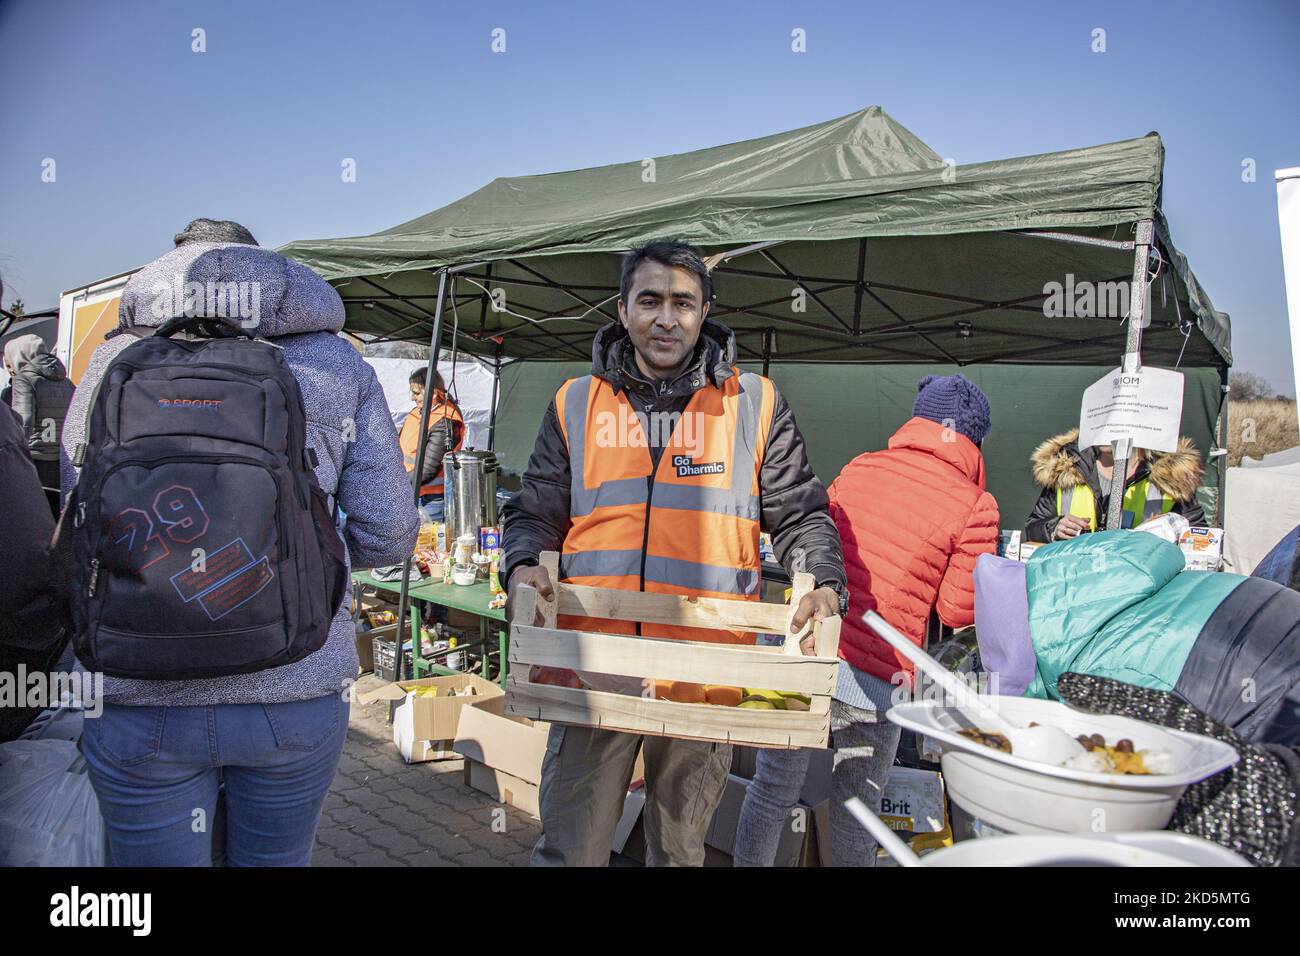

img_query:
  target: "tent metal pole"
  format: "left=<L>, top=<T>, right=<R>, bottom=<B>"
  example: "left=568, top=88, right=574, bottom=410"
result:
left=1017, top=230, right=1137, bottom=251
left=476, top=262, right=494, bottom=335
left=762, top=328, right=774, bottom=376
left=1105, top=219, right=1154, bottom=531
left=852, top=238, right=867, bottom=335
left=394, top=268, right=449, bottom=682
left=489, top=345, right=503, bottom=451
left=1216, top=365, right=1229, bottom=526
left=758, top=248, right=855, bottom=333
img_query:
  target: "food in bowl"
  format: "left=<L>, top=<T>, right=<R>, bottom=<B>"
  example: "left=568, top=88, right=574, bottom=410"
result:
left=957, top=725, right=1175, bottom=775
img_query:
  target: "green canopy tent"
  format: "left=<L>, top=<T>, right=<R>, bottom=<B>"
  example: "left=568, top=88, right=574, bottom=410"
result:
left=280, top=108, right=1231, bottom=670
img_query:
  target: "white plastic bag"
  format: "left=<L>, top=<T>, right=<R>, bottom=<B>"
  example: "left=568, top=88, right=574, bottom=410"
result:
left=1135, top=512, right=1190, bottom=544
left=0, top=738, right=107, bottom=867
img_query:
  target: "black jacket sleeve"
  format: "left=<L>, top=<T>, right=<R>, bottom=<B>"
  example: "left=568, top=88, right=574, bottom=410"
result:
left=500, top=398, right=572, bottom=586
left=1174, top=494, right=1208, bottom=529
left=1024, top=486, right=1061, bottom=543
left=417, top=416, right=463, bottom=486
left=759, top=390, right=845, bottom=591
left=10, top=373, right=36, bottom=446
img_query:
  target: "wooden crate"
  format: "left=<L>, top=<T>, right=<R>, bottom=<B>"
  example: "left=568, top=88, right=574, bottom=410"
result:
left=505, top=552, right=841, bottom=749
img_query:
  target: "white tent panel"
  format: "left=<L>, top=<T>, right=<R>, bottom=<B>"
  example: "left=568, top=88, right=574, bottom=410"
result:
left=364, top=354, right=498, bottom=452
left=1224, top=458, right=1300, bottom=573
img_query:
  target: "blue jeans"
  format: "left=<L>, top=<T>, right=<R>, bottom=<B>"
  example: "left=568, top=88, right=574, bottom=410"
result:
left=733, top=700, right=901, bottom=867
left=82, top=694, right=348, bottom=867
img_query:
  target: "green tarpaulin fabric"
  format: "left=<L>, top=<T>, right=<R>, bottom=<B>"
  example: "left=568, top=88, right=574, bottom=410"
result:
left=280, top=106, right=1230, bottom=368
left=281, top=106, right=1231, bottom=522
left=491, top=360, right=1226, bottom=533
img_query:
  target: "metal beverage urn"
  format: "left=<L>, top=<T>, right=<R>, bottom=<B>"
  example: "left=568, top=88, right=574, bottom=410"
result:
left=443, top=450, right=499, bottom=546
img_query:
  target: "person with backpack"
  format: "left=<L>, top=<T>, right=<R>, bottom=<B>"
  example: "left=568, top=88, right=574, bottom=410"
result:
left=400, top=367, right=465, bottom=522
left=60, top=219, right=419, bottom=866
left=4, top=332, right=74, bottom=516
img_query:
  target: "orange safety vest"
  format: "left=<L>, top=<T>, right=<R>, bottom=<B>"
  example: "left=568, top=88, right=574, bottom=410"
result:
left=555, top=369, right=776, bottom=645
left=400, top=400, right=465, bottom=497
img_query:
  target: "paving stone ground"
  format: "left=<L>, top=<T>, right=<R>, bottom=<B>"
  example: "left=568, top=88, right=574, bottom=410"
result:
left=312, top=673, right=541, bottom=867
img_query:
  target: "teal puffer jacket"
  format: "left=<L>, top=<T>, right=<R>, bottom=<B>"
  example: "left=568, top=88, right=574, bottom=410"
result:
left=1024, top=531, right=1243, bottom=699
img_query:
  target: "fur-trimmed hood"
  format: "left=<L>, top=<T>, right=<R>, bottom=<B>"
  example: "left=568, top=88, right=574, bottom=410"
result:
left=1030, top=428, right=1203, bottom=503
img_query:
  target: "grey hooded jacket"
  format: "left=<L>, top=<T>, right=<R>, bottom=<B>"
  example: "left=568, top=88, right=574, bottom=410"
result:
left=62, top=241, right=419, bottom=706
left=6, top=336, right=74, bottom=462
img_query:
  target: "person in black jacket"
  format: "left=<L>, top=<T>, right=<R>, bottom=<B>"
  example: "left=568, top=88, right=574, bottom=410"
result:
left=4, top=333, right=74, bottom=516
left=399, top=368, right=464, bottom=523
left=502, top=240, right=846, bottom=866
left=0, top=275, right=69, bottom=740
left=1024, top=428, right=1207, bottom=542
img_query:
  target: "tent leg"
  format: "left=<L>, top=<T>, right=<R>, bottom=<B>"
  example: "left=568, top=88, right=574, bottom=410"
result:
left=762, top=327, right=774, bottom=377
left=488, top=346, right=502, bottom=451
left=1216, top=365, right=1229, bottom=526
left=395, top=269, right=449, bottom=681
left=1106, top=219, right=1154, bottom=531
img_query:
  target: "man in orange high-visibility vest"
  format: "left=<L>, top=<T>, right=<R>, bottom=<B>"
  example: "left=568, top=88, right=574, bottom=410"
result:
left=399, top=368, right=464, bottom=523
left=502, top=240, right=847, bottom=867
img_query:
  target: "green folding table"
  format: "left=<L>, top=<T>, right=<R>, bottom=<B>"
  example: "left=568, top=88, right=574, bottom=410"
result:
left=351, top=569, right=507, bottom=688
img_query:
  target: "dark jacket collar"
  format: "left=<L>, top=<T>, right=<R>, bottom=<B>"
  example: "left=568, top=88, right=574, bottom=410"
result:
left=590, top=318, right=738, bottom=398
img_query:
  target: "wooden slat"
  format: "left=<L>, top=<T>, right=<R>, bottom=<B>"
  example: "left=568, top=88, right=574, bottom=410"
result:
left=510, top=626, right=837, bottom=696
left=505, top=676, right=830, bottom=749
left=815, top=614, right=842, bottom=661
left=555, top=583, right=791, bottom=634
left=538, top=552, right=559, bottom=628
left=783, top=572, right=815, bottom=654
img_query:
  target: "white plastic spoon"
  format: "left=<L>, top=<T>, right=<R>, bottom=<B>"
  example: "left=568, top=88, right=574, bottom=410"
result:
left=862, top=610, right=1083, bottom=766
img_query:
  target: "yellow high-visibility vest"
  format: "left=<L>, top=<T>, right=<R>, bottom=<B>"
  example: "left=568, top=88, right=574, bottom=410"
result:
left=1056, top=477, right=1174, bottom=531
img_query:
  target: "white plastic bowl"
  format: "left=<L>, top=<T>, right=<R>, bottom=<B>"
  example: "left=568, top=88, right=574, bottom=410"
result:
left=888, top=696, right=1238, bottom=834
left=919, top=831, right=1250, bottom=867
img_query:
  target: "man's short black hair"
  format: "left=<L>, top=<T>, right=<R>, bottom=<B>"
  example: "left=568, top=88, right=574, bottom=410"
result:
left=410, top=368, right=446, bottom=392
left=619, top=240, right=713, bottom=307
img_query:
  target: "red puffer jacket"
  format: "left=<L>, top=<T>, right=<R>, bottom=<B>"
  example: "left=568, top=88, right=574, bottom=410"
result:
left=828, top=417, right=999, bottom=686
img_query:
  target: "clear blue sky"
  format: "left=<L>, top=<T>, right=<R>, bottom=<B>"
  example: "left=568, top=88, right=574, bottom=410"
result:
left=2, top=0, right=1297, bottom=392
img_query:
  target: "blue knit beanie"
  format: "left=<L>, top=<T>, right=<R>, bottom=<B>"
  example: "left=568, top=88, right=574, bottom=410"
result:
left=912, top=373, right=991, bottom=445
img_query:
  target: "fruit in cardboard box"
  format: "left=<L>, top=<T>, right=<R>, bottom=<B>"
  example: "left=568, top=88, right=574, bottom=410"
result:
left=668, top=681, right=707, bottom=704
left=704, top=685, right=745, bottom=707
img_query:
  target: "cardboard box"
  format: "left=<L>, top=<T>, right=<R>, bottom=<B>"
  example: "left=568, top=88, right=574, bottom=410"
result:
left=615, top=771, right=817, bottom=867
left=455, top=706, right=550, bottom=817
left=455, top=710, right=647, bottom=821
left=1179, top=527, right=1225, bottom=571
left=359, top=674, right=504, bottom=763
left=730, top=745, right=832, bottom=807
left=706, top=774, right=810, bottom=866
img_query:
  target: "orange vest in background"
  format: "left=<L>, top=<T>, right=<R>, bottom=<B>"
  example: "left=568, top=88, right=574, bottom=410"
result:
left=554, top=369, right=776, bottom=644
left=400, top=399, right=465, bottom=497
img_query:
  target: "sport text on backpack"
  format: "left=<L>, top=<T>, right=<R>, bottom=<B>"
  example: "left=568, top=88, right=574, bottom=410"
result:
left=65, top=315, right=348, bottom=679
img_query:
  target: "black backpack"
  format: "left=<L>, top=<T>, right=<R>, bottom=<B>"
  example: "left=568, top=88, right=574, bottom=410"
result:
left=65, top=316, right=348, bottom=679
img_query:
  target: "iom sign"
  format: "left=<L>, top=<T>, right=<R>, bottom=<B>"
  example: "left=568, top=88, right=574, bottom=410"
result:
left=1078, top=365, right=1185, bottom=454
